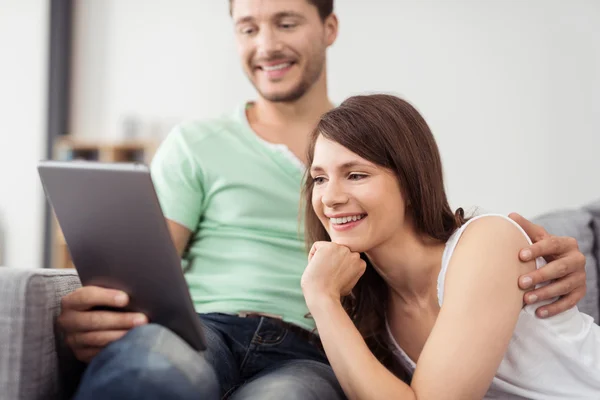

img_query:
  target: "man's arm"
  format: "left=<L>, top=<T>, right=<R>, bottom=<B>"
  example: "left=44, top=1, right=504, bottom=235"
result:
left=167, top=219, right=193, bottom=256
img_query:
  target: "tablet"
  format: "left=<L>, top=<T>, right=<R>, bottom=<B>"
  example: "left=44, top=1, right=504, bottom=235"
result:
left=38, top=160, right=207, bottom=351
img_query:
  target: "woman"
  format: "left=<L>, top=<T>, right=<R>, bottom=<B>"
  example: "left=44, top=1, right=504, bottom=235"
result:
left=300, top=94, right=600, bottom=399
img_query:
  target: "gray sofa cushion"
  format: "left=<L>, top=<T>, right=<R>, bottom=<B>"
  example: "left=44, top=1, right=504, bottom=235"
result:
left=0, top=267, right=83, bottom=400
left=532, top=208, right=599, bottom=323
left=585, top=199, right=600, bottom=274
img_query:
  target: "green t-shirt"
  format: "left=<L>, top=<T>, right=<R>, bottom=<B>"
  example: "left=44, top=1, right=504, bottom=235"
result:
left=150, top=104, right=314, bottom=330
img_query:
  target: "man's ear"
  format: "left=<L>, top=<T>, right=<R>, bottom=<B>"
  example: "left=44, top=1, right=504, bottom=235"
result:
left=324, top=13, right=338, bottom=47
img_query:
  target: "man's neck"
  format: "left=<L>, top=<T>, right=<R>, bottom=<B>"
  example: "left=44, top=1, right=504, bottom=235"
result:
left=248, top=71, right=334, bottom=132
left=251, top=98, right=333, bottom=130
left=245, top=76, right=334, bottom=164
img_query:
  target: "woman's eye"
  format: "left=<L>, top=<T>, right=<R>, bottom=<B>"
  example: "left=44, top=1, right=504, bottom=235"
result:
left=313, top=176, right=326, bottom=185
left=280, top=23, right=296, bottom=29
left=348, top=173, right=366, bottom=181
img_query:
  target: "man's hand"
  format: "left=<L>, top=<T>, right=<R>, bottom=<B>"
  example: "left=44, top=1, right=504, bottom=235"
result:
left=509, top=212, right=587, bottom=318
left=58, top=286, right=148, bottom=363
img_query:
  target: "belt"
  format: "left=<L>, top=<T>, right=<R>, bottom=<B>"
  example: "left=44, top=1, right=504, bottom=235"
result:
left=237, top=311, right=321, bottom=347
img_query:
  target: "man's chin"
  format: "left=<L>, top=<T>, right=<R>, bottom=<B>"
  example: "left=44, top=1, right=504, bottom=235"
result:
left=259, top=91, right=303, bottom=103
left=256, top=83, right=309, bottom=103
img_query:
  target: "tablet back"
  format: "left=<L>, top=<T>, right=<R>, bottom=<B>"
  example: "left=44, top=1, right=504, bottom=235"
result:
left=38, top=160, right=206, bottom=351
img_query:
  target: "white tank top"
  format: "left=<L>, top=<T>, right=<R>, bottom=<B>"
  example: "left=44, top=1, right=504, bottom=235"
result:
left=387, top=213, right=600, bottom=399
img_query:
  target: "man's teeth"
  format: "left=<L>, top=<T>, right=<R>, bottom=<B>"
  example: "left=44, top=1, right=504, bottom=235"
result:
left=330, top=215, right=365, bottom=225
left=263, top=62, right=292, bottom=71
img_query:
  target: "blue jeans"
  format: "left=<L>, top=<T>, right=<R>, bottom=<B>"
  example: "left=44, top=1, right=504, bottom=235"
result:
left=72, top=313, right=345, bottom=399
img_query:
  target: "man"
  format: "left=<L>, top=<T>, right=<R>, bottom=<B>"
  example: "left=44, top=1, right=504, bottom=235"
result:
left=60, top=1, right=587, bottom=399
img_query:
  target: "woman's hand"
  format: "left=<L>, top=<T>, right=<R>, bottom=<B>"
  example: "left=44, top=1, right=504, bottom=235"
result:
left=509, top=212, right=587, bottom=318
left=301, top=241, right=367, bottom=306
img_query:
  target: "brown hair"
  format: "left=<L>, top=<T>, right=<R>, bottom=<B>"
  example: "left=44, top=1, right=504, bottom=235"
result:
left=229, top=0, right=334, bottom=21
left=302, top=94, right=466, bottom=379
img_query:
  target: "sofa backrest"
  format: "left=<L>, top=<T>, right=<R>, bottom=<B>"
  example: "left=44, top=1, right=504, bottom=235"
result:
left=585, top=199, right=600, bottom=274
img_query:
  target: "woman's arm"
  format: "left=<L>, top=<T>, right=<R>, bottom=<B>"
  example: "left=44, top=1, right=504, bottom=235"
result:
left=302, top=242, right=405, bottom=399
left=410, top=216, right=535, bottom=398
left=306, top=295, right=414, bottom=400
left=304, top=216, right=536, bottom=400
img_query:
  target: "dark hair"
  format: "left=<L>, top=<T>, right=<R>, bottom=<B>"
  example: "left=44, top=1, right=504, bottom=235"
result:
left=229, top=0, right=334, bottom=21
left=302, top=94, right=467, bottom=379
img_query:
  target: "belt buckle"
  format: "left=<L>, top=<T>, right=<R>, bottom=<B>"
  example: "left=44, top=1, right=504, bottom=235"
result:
left=237, top=310, right=283, bottom=320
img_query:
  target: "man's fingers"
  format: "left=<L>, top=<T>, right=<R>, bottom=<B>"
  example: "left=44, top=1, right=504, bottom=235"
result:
left=518, top=256, right=579, bottom=289
left=518, top=236, right=576, bottom=263
left=76, top=348, right=102, bottom=364
left=58, top=310, right=147, bottom=332
left=508, top=212, right=548, bottom=243
left=69, top=330, right=129, bottom=349
left=61, top=286, right=129, bottom=312
left=523, top=272, right=584, bottom=304
left=532, top=288, right=584, bottom=318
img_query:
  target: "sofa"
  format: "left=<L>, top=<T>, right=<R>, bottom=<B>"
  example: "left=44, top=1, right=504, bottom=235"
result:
left=1, top=200, right=599, bottom=400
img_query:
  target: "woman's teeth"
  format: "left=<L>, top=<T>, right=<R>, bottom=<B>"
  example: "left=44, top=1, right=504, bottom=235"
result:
left=330, top=214, right=365, bottom=225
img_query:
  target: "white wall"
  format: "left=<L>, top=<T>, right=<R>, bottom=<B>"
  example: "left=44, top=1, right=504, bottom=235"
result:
left=0, top=0, right=49, bottom=267
left=71, top=0, right=600, bottom=218
left=70, top=0, right=244, bottom=139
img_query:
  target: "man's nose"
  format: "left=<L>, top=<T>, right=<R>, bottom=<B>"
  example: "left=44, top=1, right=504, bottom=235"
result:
left=255, top=27, right=284, bottom=57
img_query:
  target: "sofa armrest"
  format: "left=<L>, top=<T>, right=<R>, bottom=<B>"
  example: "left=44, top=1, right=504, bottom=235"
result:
left=0, top=267, right=84, bottom=400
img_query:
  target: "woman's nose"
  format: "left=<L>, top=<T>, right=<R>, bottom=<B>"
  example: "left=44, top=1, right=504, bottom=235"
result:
left=321, top=181, right=349, bottom=207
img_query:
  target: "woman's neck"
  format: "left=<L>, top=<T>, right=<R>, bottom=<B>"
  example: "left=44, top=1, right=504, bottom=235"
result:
left=366, top=229, right=446, bottom=307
